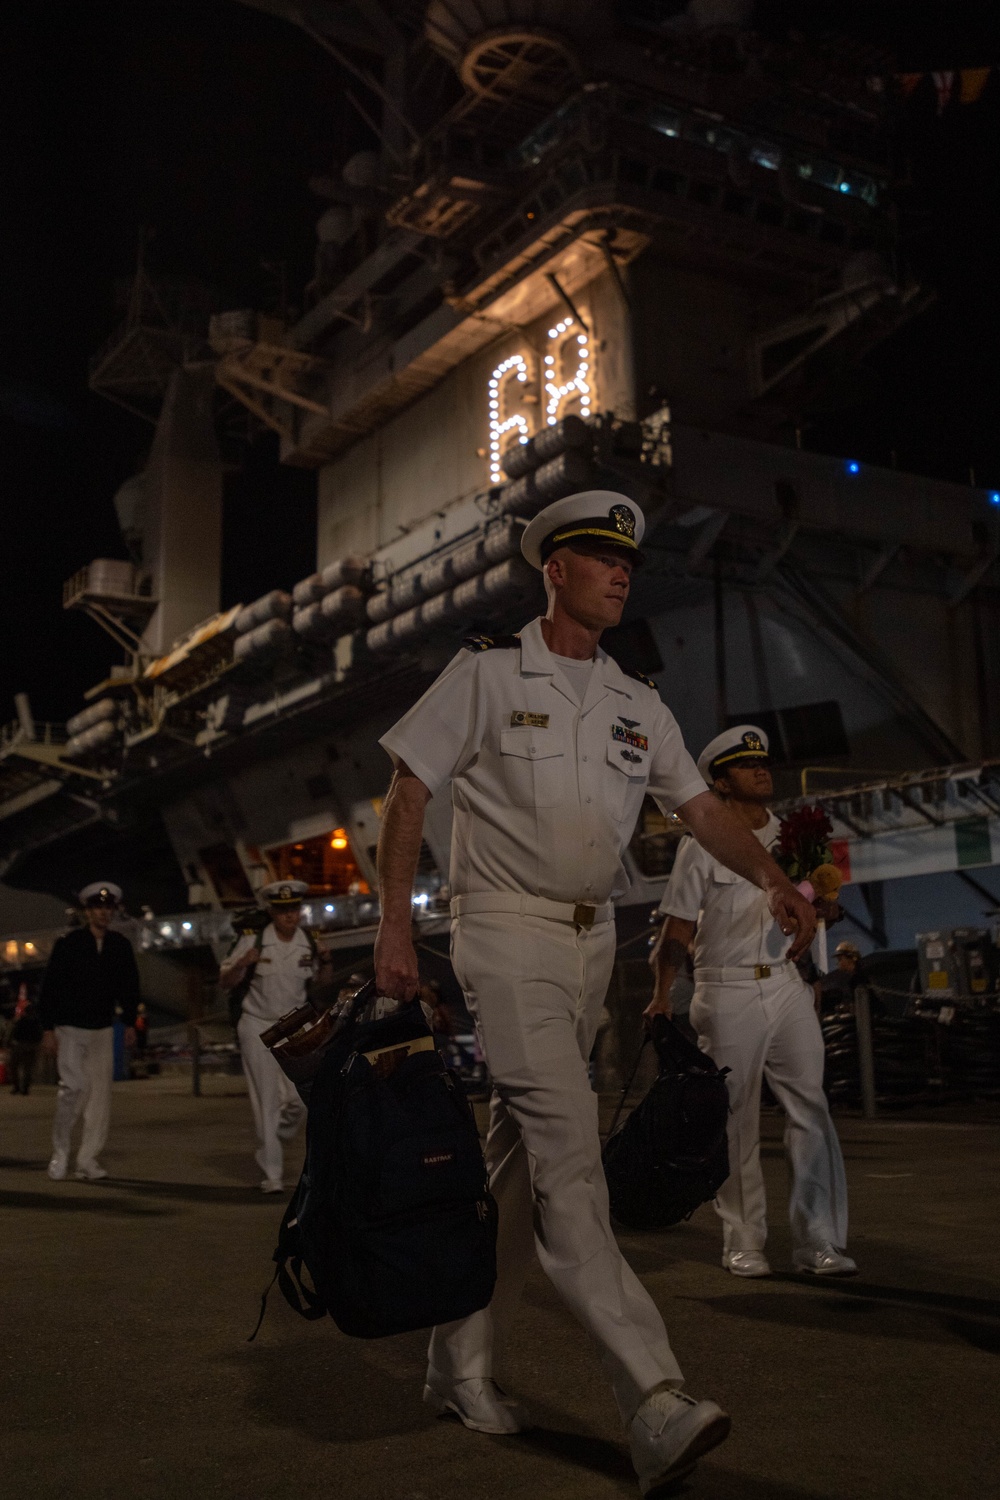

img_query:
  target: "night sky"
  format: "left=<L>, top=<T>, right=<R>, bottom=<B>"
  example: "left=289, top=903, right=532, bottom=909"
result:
left=1, top=0, right=998, bottom=725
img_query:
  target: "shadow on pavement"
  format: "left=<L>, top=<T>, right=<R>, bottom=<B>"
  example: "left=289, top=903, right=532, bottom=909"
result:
left=683, top=1285, right=1000, bottom=1353
left=235, top=1331, right=429, bottom=1441
left=508, top=1423, right=634, bottom=1485
left=103, top=1177, right=284, bottom=1206
left=508, top=1426, right=835, bottom=1500
left=0, top=1188, right=169, bottom=1217
left=776, top=1275, right=1000, bottom=1319
left=687, top=1467, right=832, bottom=1500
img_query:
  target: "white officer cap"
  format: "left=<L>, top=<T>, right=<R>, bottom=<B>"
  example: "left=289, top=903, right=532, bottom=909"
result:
left=79, top=881, right=123, bottom=907
left=259, top=879, right=308, bottom=908
left=696, top=725, right=770, bottom=784
left=520, top=490, right=645, bottom=571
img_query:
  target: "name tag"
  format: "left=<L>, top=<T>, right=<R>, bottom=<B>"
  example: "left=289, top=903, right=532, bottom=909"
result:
left=611, top=723, right=648, bottom=752
left=510, top=710, right=549, bottom=728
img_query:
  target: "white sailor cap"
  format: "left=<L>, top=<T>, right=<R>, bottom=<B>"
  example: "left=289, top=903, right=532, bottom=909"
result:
left=697, top=725, right=770, bottom=784
left=259, top=879, right=308, bottom=908
left=79, top=881, right=123, bottom=907
left=520, top=490, right=645, bottom=571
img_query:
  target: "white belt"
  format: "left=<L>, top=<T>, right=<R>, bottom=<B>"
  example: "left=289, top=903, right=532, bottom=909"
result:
left=696, top=961, right=792, bottom=983
left=450, top=893, right=614, bottom=929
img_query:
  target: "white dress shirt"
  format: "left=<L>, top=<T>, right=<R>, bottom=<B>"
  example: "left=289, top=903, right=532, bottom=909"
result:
left=225, top=924, right=315, bottom=1021
left=379, top=616, right=705, bottom=905
left=659, top=811, right=791, bottom=969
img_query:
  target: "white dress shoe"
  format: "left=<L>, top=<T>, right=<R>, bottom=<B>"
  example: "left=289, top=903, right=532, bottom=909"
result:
left=630, top=1387, right=731, bottom=1494
left=793, top=1243, right=858, bottom=1277
left=47, top=1154, right=68, bottom=1181
left=722, top=1249, right=771, bottom=1278
left=423, top=1373, right=532, bottom=1435
left=75, top=1161, right=109, bottom=1182
left=260, top=1178, right=285, bottom=1194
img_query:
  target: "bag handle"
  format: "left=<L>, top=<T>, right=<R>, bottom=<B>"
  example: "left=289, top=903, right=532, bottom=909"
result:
left=337, top=977, right=379, bottom=1040
left=605, top=1035, right=649, bottom=1142
left=650, top=1013, right=717, bottom=1073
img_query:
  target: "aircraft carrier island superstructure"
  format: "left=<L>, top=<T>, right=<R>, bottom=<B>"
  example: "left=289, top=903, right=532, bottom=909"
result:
left=3, top=2, right=999, bottom=976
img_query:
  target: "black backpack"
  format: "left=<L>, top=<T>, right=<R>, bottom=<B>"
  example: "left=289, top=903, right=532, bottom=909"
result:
left=602, top=1017, right=731, bottom=1230
left=253, top=982, right=498, bottom=1340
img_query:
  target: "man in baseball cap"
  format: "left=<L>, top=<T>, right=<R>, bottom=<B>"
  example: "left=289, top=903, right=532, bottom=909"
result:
left=39, top=881, right=139, bottom=1181
left=648, top=725, right=856, bottom=1280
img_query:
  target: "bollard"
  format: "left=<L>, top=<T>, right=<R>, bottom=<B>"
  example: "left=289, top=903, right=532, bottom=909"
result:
left=190, top=1023, right=201, bottom=1098
left=854, top=985, right=877, bottom=1120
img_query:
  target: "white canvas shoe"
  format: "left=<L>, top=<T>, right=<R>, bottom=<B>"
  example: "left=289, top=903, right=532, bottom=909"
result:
left=47, top=1153, right=68, bottom=1181
left=423, top=1373, right=532, bottom=1435
left=793, top=1243, right=858, bottom=1277
left=722, top=1249, right=771, bottom=1278
left=75, top=1160, right=109, bottom=1182
left=630, top=1387, right=731, bottom=1494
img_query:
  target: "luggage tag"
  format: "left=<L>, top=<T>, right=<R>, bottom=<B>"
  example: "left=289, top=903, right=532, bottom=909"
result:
left=363, top=1035, right=435, bottom=1080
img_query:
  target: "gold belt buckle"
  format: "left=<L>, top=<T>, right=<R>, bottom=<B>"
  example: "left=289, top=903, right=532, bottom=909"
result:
left=754, top=964, right=771, bottom=979
left=573, top=904, right=597, bottom=929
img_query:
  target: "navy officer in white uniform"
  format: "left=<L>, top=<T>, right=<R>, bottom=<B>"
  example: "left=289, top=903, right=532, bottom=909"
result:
left=646, top=726, right=856, bottom=1279
left=374, top=491, right=816, bottom=1496
left=219, top=880, right=313, bottom=1193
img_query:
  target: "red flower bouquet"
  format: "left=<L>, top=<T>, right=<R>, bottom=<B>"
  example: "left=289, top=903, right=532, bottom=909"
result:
left=775, top=805, right=842, bottom=902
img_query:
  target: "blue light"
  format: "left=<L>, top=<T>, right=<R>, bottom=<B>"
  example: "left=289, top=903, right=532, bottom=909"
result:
left=991, top=492, right=1000, bottom=506
left=839, top=181, right=851, bottom=193
left=846, top=461, right=860, bottom=475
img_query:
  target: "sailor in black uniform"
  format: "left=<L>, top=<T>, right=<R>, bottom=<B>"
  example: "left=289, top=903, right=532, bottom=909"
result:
left=39, top=882, right=139, bottom=1181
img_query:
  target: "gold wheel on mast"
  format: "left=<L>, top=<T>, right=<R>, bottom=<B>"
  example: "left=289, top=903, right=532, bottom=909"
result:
left=459, top=29, right=581, bottom=105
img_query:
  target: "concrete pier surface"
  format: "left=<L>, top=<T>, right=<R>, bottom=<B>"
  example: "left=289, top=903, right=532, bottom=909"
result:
left=1, top=1077, right=996, bottom=1500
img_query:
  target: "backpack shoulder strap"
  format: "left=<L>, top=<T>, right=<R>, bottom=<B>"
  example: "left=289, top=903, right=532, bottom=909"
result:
left=247, top=1189, right=325, bottom=1341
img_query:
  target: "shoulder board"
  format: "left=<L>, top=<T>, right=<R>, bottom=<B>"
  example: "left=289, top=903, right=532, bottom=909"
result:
left=462, top=634, right=520, bottom=653
left=625, top=668, right=658, bottom=690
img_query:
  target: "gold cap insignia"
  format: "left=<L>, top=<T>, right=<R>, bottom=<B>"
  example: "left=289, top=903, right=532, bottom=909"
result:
left=609, top=503, right=635, bottom=539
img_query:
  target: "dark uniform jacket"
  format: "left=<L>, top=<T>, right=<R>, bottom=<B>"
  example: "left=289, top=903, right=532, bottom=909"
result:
left=11, top=1007, right=44, bottom=1046
left=38, top=928, right=140, bottom=1031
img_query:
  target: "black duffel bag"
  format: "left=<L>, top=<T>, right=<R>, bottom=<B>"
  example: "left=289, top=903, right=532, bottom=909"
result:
left=603, top=1016, right=731, bottom=1230
left=252, top=981, right=498, bottom=1340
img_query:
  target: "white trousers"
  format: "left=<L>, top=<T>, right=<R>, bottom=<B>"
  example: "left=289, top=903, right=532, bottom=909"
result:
left=52, top=1025, right=114, bottom=1166
left=690, top=969, right=848, bottom=1254
left=237, top=1011, right=306, bottom=1184
left=430, top=912, right=682, bottom=1425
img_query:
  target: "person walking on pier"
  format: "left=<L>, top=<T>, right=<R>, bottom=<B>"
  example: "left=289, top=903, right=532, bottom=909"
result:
left=374, top=491, right=816, bottom=1495
left=40, top=882, right=139, bottom=1181
left=219, top=880, right=313, bottom=1194
left=8, top=993, right=44, bottom=1094
left=646, top=727, right=857, bottom=1280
